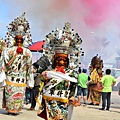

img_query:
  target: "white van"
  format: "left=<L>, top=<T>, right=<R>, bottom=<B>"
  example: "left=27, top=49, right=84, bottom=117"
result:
left=110, top=68, right=120, bottom=90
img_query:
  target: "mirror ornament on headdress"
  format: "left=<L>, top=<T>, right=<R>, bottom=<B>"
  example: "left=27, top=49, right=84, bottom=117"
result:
left=43, top=22, right=84, bottom=70
left=5, top=12, right=32, bottom=48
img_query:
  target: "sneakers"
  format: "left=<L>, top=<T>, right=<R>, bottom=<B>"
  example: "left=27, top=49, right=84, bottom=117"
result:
left=27, top=108, right=35, bottom=111
left=88, top=102, right=94, bottom=105
left=83, top=103, right=87, bottom=106
left=99, top=108, right=110, bottom=111
left=94, top=104, right=99, bottom=106
left=106, top=108, right=109, bottom=111
left=99, top=108, right=105, bottom=110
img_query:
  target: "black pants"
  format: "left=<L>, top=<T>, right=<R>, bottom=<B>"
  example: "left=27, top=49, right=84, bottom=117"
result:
left=25, top=87, right=31, bottom=102
left=102, top=92, right=111, bottom=109
left=30, top=86, right=39, bottom=108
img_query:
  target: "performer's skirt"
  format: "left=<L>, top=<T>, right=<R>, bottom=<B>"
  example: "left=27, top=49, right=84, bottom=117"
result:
left=2, top=81, right=26, bottom=113
left=87, top=84, right=102, bottom=105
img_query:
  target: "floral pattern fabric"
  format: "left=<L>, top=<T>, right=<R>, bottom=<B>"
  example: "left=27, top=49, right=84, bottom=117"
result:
left=38, top=77, right=77, bottom=120
left=2, top=46, right=34, bottom=113
left=3, top=84, right=25, bottom=113
left=3, top=46, right=33, bottom=85
left=87, top=84, right=102, bottom=104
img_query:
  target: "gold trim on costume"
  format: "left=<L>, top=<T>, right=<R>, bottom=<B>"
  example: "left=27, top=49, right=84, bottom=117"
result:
left=6, top=81, right=26, bottom=87
left=42, top=94, right=68, bottom=103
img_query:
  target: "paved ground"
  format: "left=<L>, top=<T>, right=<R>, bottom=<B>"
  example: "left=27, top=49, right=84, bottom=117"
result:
left=0, top=90, right=120, bottom=120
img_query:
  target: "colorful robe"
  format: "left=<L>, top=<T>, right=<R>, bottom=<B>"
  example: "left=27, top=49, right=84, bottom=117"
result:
left=2, top=46, right=34, bottom=113
left=37, top=71, right=77, bottom=120
left=87, top=69, right=102, bottom=105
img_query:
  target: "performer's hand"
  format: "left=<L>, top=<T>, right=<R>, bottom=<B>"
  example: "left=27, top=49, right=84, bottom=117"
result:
left=6, top=53, right=18, bottom=66
left=3, top=85, right=6, bottom=88
left=42, top=71, right=48, bottom=79
left=29, top=87, right=33, bottom=89
left=14, top=53, right=18, bottom=57
left=86, top=82, right=89, bottom=86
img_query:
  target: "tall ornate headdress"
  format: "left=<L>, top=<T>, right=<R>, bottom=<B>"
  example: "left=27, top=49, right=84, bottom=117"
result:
left=0, top=38, right=7, bottom=51
left=89, top=54, right=104, bottom=77
left=5, top=12, right=32, bottom=48
left=43, top=22, right=84, bottom=70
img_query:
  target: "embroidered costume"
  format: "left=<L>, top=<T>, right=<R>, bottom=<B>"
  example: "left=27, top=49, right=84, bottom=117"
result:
left=2, top=13, right=34, bottom=114
left=37, top=22, right=84, bottom=120
left=87, top=54, right=103, bottom=105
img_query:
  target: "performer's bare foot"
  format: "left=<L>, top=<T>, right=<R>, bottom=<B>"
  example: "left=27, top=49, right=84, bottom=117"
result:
left=74, top=101, right=81, bottom=107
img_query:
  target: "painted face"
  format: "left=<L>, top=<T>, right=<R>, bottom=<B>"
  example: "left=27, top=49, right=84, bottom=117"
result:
left=15, top=35, right=23, bottom=46
left=55, top=53, right=68, bottom=69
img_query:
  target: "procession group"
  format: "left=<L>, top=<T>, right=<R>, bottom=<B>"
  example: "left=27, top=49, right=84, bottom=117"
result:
left=0, top=13, right=116, bottom=120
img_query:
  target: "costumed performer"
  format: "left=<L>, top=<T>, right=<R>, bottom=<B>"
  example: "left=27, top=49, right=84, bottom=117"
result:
left=37, top=22, right=84, bottom=120
left=1, top=12, right=34, bottom=115
left=87, top=54, right=103, bottom=105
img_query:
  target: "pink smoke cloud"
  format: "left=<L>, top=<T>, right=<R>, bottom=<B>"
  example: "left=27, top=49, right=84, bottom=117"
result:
left=46, top=0, right=120, bottom=30
left=79, top=0, right=120, bottom=28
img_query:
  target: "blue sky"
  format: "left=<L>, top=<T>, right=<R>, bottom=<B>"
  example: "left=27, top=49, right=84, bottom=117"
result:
left=0, top=0, right=120, bottom=64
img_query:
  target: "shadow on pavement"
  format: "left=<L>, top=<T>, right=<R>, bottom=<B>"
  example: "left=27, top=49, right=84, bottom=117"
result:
left=111, top=105, right=120, bottom=109
left=87, top=104, right=120, bottom=115
left=110, top=110, right=120, bottom=114
left=87, top=106, right=100, bottom=110
left=0, top=108, right=7, bottom=114
left=0, top=108, right=23, bottom=116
